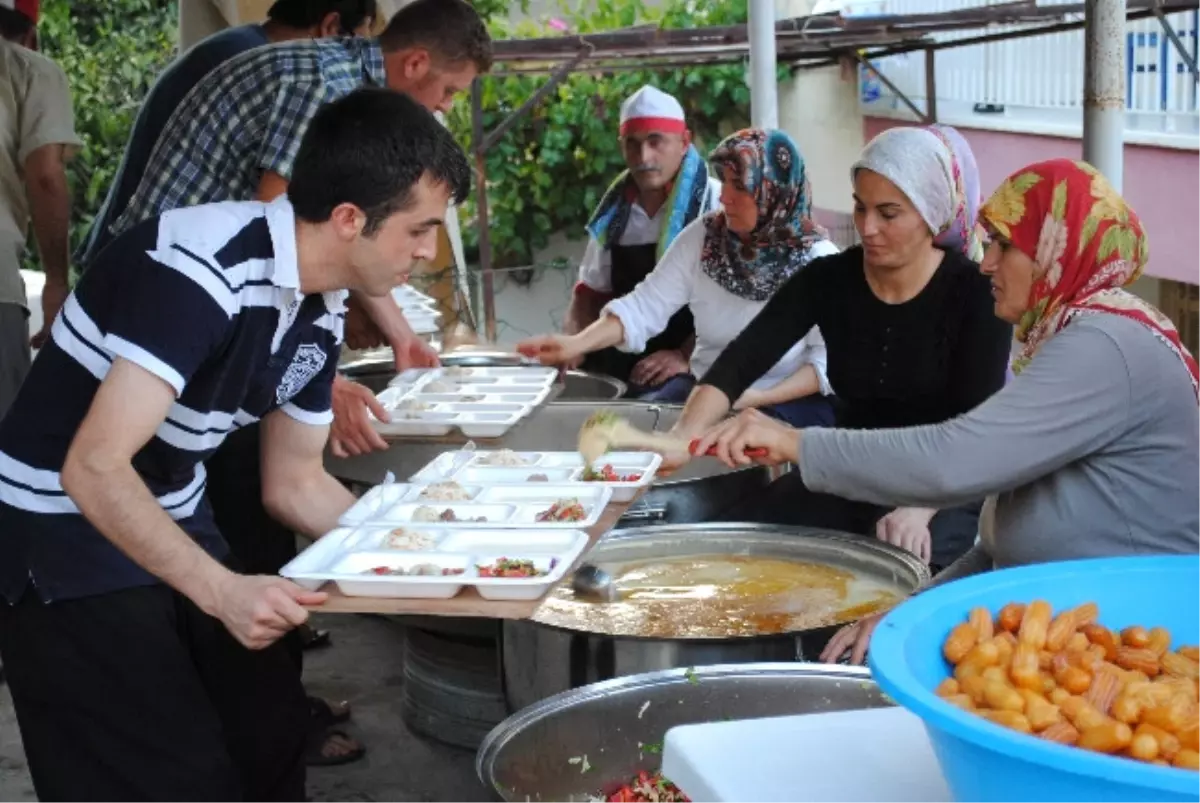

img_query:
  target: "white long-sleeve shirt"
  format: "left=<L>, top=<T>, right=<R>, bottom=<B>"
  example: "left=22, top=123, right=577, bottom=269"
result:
left=578, top=176, right=723, bottom=294
left=604, top=217, right=837, bottom=394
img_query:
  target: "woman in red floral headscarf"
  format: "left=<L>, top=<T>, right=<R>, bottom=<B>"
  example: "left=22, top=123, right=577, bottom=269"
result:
left=690, top=159, right=1199, bottom=664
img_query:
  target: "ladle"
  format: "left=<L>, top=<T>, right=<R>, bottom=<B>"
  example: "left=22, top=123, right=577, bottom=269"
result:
left=570, top=563, right=619, bottom=602
left=577, top=411, right=767, bottom=465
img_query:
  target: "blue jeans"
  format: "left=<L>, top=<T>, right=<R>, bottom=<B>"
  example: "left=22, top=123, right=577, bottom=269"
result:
left=630, top=373, right=697, bottom=403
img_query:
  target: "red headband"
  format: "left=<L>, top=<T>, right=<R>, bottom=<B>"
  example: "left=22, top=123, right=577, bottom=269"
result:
left=15, top=0, right=37, bottom=22
left=619, top=117, right=687, bottom=137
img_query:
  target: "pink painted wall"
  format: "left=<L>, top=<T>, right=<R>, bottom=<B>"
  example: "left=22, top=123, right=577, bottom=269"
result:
left=863, top=117, right=1200, bottom=285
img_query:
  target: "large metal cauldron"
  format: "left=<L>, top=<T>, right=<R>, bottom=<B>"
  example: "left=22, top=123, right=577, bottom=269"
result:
left=339, top=350, right=627, bottom=399
left=478, top=664, right=892, bottom=802
left=499, top=524, right=929, bottom=714
left=325, top=401, right=775, bottom=527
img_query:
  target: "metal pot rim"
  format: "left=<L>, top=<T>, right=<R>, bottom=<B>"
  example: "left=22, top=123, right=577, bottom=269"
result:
left=475, top=662, right=875, bottom=789
left=524, top=523, right=930, bottom=642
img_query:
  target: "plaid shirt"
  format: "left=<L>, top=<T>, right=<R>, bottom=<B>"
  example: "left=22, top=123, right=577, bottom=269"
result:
left=111, top=37, right=386, bottom=238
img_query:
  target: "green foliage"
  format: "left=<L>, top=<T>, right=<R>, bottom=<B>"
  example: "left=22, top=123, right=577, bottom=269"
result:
left=34, top=0, right=177, bottom=269
left=447, top=0, right=787, bottom=269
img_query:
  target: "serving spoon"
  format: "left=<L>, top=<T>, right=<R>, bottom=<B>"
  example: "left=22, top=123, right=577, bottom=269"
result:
left=577, top=410, right=768, bottom=465
left=570, top=563, right=620, bottom=602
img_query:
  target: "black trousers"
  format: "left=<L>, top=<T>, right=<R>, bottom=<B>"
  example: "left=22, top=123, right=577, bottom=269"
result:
left=0, top=584, right=308, bottom=802
left=204, top=424, right=303, bottom=669
left=717, top=470, right=980, bottom=571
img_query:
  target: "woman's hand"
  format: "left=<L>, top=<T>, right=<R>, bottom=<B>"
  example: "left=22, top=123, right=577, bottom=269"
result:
left=819, top=612, right=884, bottom=665
left=631, top=349, right=688, bottom=388
left=515, top=334, right=584, bottom=367
left=875, top=507, right=936, bottom=564
left=732, top=387, right=765, bottom=411
left=690, top=408, right=799, bottom=468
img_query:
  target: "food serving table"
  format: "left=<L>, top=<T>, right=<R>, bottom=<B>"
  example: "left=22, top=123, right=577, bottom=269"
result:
left=303, top=492, right=639, bottom=617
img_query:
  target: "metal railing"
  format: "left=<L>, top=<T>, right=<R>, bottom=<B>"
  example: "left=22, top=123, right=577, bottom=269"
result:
left=857, top=0, right=1199, bottom=140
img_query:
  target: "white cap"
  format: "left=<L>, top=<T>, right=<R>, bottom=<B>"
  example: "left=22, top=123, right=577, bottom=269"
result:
left=619, top=86, right=686, bottom=136
left=0, top=1, right=15, bottom=10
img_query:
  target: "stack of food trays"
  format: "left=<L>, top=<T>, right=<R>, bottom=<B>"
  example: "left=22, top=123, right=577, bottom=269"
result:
left=411, top=448, right=663, bottom=503
left=282, top=462, right=623, bottom=600
left=393, top=285, right=441, bottom=335
left=370, top=366, right=558, bottom=438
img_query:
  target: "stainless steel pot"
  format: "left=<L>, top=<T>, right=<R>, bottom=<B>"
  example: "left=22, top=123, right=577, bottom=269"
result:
left=324, top=401, right=774, bottom=526
left=499, top=524, right=928, bottom=713
left=477, top=663, right=892, bottom=802
left=338, top=351, right=627, bottom=399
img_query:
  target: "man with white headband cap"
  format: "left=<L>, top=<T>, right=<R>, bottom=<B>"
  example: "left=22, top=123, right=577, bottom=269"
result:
left=565, top=84, right=721, bottom=401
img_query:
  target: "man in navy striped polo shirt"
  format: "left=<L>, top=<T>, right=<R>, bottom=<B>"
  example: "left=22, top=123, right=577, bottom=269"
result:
left=0, top=88, right=469, bottom=801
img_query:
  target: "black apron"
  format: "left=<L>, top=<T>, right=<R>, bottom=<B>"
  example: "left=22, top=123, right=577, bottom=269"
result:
left=581, top=241, right=695, bottom=388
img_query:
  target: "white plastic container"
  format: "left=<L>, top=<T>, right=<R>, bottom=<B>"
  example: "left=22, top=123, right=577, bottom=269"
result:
left=409, top=450, right=663, bottom=503
left=472, top=553, right=574, bottom=601
left=337, top=483, right=611, bottom=530
left=279, top=525, right=589, bottom=600
left=370, top=366, right=557, bottom=439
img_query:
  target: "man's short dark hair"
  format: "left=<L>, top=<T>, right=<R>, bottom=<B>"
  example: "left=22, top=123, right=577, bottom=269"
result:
left=289, top=88, right=470, bottom=236
left=267, top=0, right=377, bottom=34
left=378, top=0, right=493, bottom=73
left=0, top=7, right=33, bottom=41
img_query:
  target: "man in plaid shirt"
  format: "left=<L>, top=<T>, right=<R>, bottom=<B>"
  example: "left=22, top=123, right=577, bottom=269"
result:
left=102, top=0, right=491, bottom=457
left=95, top=6, right=494, bottom=485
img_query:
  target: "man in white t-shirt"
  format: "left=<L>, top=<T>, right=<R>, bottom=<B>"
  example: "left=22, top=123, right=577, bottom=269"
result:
left=563, top=85, right=720, bottom=401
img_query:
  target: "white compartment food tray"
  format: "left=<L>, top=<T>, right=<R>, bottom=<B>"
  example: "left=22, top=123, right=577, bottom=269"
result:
left=370, top=367, right=557, bottom=439
left=393, top=285, right=435, bottom=306
left=389, top=365, right=557, bottom=391
left=336, top=482, right=612, bottom=529
left=410, top=450, right=662, bottom=503
left=280, top=525, right=588, bottom=600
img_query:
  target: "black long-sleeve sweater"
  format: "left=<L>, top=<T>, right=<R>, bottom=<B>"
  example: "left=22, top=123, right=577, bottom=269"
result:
left=703, top=245, right=1013, bottom=430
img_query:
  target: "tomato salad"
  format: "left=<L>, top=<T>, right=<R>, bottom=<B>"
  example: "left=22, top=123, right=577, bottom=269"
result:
left=476, top=557, right=557, bottom=578
left=606, top=771, right=689, bottom=803
left=582, top=464, right=642, bottom=483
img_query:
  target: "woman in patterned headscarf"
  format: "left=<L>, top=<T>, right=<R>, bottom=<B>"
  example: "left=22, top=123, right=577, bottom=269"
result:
left=691, top=158, right=1199, bottom=664
left=518, top=128, right=841, bottom=424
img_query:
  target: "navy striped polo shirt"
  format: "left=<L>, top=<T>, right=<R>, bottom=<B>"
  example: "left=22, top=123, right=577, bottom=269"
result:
left=0, top=196, right=345, bottom=603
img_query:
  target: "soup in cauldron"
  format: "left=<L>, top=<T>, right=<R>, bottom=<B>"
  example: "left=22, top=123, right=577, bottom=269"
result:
left=535, top=553, right=899, bottom=639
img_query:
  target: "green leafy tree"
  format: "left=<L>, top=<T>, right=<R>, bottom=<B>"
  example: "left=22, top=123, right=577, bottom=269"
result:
left=36, top=0, right=178, bottom=269
left=446, top=0, right=786, bottom=271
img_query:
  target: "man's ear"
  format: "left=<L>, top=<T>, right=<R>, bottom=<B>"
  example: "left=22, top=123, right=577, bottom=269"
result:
left=317, top=11, right=342, bottom=37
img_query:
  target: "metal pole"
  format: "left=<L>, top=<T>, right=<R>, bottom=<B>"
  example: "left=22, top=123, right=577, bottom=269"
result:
left=924, top=47, right=938, bottom=123
left=1083, top=0, right=1126, bottom=192
left=470, top=79, right=497, bottom=343
left=748, top=0, right=779, bottom=129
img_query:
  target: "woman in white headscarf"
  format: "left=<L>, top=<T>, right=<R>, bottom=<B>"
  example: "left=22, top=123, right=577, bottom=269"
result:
left=672, top=127, right=1014, bottom=572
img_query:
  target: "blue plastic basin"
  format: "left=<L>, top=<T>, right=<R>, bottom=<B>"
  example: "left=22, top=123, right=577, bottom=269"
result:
left=869, top=555, right=1200, bottom=802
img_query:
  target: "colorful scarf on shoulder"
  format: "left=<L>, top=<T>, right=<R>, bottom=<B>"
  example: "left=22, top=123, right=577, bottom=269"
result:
left=585, top=144, right=714, bottom=259
left=700, top=129, right=827, bottom=302
left=978, top=158, right=1199, bottom=398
